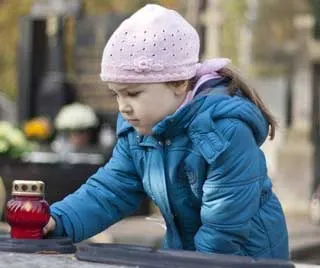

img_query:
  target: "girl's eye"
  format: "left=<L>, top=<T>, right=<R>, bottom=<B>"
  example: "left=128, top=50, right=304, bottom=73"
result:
left=110, top=91, right=118, bottom=97
left=127, top=91, right=141, bottom=97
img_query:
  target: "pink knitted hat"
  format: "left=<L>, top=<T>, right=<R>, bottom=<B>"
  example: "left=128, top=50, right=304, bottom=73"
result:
left=100, top=4, right=200, bottom=83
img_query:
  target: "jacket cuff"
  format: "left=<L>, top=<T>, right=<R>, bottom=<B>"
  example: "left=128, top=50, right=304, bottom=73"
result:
left=50, top=212, right=66, bottom=237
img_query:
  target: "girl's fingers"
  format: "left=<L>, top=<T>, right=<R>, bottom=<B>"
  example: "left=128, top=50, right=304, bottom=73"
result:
left=43, top=217, right=56, bottom=235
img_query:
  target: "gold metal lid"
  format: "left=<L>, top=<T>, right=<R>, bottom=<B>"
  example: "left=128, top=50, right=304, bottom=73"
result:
left=11, top=180, right=45, bottom=197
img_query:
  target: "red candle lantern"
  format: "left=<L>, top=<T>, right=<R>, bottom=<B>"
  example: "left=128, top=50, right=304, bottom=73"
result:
left=6, top=180, right=50, bottom=239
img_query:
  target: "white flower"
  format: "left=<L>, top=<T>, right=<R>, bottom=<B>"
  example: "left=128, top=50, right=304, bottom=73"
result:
left=54, top=103, right=98, bottom=131
left=120, top=56, right=164, bottom=73
left=0, top=139, right=9, bottom=153
left=0, top=121, right=32, bottom=158
left=6, top=129, right=27, bottom=147
left=0, top=121, right=14, bottom=136
left=0, top=121, right=27, bottom=147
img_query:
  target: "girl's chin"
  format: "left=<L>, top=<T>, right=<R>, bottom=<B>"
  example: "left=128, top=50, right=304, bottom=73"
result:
left=134, top=127, right=152, bottom=136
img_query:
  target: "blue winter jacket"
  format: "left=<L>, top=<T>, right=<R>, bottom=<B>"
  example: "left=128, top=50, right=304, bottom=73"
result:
left=50, top=78, right=289, bottom=259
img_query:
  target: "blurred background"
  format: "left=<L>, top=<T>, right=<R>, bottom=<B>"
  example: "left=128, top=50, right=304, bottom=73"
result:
left=0, top=0, right=320, bottom=264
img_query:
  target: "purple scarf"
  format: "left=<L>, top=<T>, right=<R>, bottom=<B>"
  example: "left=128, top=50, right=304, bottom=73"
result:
left=179, top=58, right=231, bottom=109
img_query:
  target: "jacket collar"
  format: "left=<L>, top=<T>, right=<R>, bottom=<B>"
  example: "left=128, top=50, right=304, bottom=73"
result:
left=116, top=114, right=133, bottom=136
left=151, top=78, right=230, bottom=137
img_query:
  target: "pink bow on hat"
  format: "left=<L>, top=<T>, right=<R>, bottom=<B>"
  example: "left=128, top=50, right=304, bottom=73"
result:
left=196, top=58, right=231, bottom=77
left=178, top=58, right=232, bottom=109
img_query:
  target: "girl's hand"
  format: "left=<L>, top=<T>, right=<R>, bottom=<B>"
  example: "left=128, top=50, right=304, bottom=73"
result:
left=43, top=216, right=56, bottom=236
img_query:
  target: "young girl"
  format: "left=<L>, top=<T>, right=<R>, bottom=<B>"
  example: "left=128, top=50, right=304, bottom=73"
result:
left=44, top=4, right=289, bottom=259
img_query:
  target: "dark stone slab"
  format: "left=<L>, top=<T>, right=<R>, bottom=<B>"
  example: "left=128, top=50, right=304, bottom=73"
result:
left=75, top=243, right=296, bottom=268
left=0, top=237, right=76, bottom=254
left=0, top=251, right=117, bottom=268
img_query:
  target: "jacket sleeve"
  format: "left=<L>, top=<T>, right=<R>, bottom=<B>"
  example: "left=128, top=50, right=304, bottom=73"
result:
left=194, top=119, right=264, bottom=255
left=50, top=134, right=146, bottom=242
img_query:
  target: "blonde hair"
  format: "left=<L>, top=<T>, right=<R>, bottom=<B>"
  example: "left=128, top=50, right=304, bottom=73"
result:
left=167, top=64, right=277, bottom=140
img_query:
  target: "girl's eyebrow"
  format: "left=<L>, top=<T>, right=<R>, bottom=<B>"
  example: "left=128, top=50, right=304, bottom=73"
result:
left=107, top=84, right=139, bottom=92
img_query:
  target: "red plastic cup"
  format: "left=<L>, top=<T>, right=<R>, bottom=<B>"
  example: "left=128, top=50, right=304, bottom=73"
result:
left=6, top=180, right=50, bottom=239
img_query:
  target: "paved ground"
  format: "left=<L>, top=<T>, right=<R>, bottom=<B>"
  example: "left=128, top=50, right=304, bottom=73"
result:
left=287, top=214, right=320, bottom=251
left=286, top=213, right=320, bottom=265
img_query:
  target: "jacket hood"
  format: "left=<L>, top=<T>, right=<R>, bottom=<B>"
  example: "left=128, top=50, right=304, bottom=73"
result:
left=117, top=78, right=269, bottom=146
left=207, top=93, right=269, bottom=146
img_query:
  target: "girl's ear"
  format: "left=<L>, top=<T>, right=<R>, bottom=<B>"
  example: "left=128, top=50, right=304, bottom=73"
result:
left=172, top=80, right=189, bottom=96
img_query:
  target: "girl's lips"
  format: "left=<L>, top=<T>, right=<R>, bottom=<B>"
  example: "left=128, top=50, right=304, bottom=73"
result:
left=127, top=119, right=139, bottom=124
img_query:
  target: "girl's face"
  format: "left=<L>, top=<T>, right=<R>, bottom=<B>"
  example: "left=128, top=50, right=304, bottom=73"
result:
left=107, top=82, right=188, bottom=135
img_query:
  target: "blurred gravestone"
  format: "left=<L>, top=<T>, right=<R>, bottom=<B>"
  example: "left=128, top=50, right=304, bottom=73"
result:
left=310, top=0, right=320, bottom=40
left=17, top=4, right=127, bottom=122
left=276, top=13, right=316, bottom=214
left=35, top=15, right=76, bottom=120
left=33, top=1, right=81, bottom=120
left=17, top=0, right=82, bottom=122
left=74, top=14, right=127, bottom=113
left=17, top=16, right=47, bottom=122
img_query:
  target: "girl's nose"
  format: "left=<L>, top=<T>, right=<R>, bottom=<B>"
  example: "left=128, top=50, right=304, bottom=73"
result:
left=118, top=99, right=133, bottom=114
